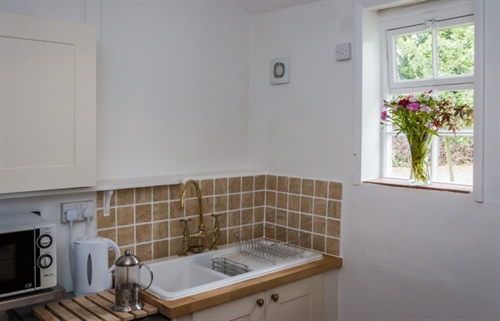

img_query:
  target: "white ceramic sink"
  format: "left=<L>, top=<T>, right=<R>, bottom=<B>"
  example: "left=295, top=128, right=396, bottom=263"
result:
left=141, top=243, right=322, bottom=301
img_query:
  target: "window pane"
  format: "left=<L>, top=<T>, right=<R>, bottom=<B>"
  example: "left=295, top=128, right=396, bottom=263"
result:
left=391, top=135, right=411, bottom=179
left=437, top=25, right=474, bottom=77
left=395, top=32, right=432, bottom=81
left=438, top=89, right=474, bottom=130
left=435, top=135, right=473, bottom=184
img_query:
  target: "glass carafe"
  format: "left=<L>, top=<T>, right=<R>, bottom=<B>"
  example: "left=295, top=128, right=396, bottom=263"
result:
left=112, top=250, right=153, bottom=312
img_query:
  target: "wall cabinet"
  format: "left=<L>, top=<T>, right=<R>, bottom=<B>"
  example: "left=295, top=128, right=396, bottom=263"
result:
left=0, top=12, right=96, bottom=194
left=176, top=274, right=323, bottom=321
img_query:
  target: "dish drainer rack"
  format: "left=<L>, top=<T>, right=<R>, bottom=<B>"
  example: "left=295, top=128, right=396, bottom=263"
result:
left=234, top=225, right=308, bottom=264
left=212, top=257, right=250, bottom=276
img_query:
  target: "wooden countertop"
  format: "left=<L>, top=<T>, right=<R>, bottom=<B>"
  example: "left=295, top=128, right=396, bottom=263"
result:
left=142, top=255, right=343, bottom=319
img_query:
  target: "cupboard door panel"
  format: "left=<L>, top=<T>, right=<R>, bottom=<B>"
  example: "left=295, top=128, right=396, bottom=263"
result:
left=0, top=12, right=96, bottom=193
left=265, top=274, right=323, bottom=321
left=191, top=292, right=265, bottom=321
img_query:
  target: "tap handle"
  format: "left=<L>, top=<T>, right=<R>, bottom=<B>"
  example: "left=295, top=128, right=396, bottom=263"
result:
left=180, top=218, right=191, bottom=228
left=211, top=214, right=220, bottom=227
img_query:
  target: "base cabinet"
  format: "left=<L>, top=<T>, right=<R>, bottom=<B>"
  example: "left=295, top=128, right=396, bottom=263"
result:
left=176, top=274, right=323, bottom=321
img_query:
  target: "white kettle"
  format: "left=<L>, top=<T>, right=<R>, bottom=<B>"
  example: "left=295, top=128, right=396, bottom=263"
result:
left=73, top=236, right=120, bottom=296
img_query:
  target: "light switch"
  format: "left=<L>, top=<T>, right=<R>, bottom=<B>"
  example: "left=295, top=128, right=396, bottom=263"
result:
left=335, top=42, right=351, bottom=61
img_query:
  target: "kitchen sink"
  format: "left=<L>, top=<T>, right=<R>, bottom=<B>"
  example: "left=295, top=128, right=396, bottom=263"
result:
left=141, top=243, right=322, bottom=301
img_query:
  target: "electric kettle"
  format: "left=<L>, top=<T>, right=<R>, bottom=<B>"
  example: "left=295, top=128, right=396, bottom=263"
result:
left=73, top=236, right=121, bottom=296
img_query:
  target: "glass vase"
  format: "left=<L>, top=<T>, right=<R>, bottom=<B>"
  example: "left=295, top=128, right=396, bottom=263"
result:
left=406, top=132, right=433, bottom=186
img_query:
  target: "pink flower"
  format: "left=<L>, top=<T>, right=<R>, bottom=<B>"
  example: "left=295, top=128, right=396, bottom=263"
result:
left=407, top=102, right=420, bottom=111
left=380, top=110, right=388, bottom=121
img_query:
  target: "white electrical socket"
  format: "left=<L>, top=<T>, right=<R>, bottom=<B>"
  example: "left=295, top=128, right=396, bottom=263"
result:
left=60, top=200, right=94, bottom=223
left=335, top=42, right=351, bottom=61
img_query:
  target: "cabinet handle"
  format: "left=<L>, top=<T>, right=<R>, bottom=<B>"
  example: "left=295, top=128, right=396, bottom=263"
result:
left=256, top=299, right=264, bottom=307
left=271, top=293, right=279, bottom=302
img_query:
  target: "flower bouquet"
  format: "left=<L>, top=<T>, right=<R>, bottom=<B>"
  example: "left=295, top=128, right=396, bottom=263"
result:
left=380, top=90, right=473, bottom=185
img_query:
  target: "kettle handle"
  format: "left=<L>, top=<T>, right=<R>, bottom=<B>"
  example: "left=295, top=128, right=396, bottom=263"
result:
left=106, top=239, right=121, bottom=273
left=140, top=263, right=154, bottom=292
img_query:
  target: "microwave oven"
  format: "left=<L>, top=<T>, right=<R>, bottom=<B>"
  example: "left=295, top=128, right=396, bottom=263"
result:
left=0, top=213, right=57, bottom=298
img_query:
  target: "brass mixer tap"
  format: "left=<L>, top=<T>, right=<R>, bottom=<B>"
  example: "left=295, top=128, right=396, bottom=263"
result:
left=179, top=180, right=220, bottom=256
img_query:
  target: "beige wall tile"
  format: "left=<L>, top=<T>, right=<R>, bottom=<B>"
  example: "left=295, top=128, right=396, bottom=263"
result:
left=153, top=185, right=169, bottom=202
left=301, top=179, right=314, bottom=196
left=278, top=176, right=289, bottom=192
left=289, top=177, right=301, bottom=194
left=300, top=196, right=313, bottom=214
left=254, top=191, right=265, bottom=207
left=288, top=212, right=300, bottom=229
left=255, top=175, right=266, bottom=190
left=312, top=234, right=325, bottom=253
left=242, top=176, right=254, bottom=192
left=202, top=196, right=214, bottom=214
left=277, top=193, right=287, bottom=210
left=313, top=216, right=326, bottom=234
left=328, top=200, right=342, bottom=219
left=153, top=202, right=168, bottom=221
left=229, top=210, right=241, bottom=227
left=327, top=219, right=341, bottom=238
left=170, top=184, right=182, bottom=200
left=329, top=182, right=343, bottom=200
left=215, top=195, right=228, bottom=212
left=218, top=229, right=228, bottom=246
left=170, top=200, right=182, bottom=219
left=215, top=178, right=227, bottom=195
left=117, top=226, right=134, bottom=246
left=242, top=192, right=253, bottom=208
left=135, top=187, right=151, bottom=204
left=315, top=180, right=328, bottom=198
left=185, top=198, right=200, bottom=216
left=136, top=224, right=152, bottom=243
left=217, top=212, right=228, bottom=229
left=314, top=198, right=327, bottom=216
left=97, top=191, right=104, bottom=208
left=266, top=175, right=277, bottom=191
left=288, top=194, right=300, bottom=212
left=153, top=240, right=169, bottom=259
left=228, top=194, right=241, bottom=210
left=136, top=204, right=152, bottom=223
left=300, top=214, right=312, bottom=232
left=266, top=191, right=276, bottom=207
left=229, top=177, right=241, bottom=193
left=241, top=209, right=253, bottom=225
left=266, top=207, right=276, bottom=224
left=201, top=179, right=214, bottom=196
left=170, top=219, right=185, bottom=238
left=136, top=243, right=152, bottom=261
left=326, top=238, right=340, bottom=256
left=276, top=209, right=287, bottom=226
left=117, top=188, right=134, bottom=206
left=254, top=207, right=264, bottom=223
left=153, top=221, right=168, bottom=240
left=117, top=206, right=134, bottom=226
left=97, top=209, right=116, bottom=229
left=169, top=237, right=183, bottom=257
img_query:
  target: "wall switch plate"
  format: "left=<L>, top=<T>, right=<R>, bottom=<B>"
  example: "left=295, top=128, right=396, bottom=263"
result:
left=335, top=42, right=351, bottom=61
left=60, top=200, right=94, bottom=223
left=270, top=57, right=290, bottom=84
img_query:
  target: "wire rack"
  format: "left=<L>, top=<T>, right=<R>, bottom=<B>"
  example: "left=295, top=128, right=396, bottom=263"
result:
left=234, top=225, right=308, bottom=265
left=211, top=257, right=250, bottom=276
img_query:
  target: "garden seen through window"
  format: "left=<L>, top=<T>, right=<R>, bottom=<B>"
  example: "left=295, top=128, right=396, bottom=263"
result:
left=382, top=12, right=474, bottom=186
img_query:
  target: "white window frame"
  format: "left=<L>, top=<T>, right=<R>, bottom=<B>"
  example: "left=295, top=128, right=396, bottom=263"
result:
left=352, top=0, right=485, bottom=202
left=381, top=8, right=474, bottom=185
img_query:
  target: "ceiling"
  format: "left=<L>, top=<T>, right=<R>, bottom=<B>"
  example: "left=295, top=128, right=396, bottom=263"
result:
left=237, top=0, right=320, bottom=15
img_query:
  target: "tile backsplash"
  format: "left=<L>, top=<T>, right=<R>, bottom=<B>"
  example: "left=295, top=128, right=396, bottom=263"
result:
left=96, top=175, right=341, bottom=263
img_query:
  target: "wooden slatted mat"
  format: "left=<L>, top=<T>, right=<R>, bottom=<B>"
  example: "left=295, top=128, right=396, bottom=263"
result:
left=31, top=290, right=159, bottom=321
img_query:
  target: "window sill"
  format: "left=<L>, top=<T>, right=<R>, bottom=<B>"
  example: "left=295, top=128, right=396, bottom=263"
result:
left=365, top=178, right=472, bottom=194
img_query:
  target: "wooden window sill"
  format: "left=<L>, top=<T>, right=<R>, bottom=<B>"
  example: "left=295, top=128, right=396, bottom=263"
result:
left=365, top=178, right=472, bottom=194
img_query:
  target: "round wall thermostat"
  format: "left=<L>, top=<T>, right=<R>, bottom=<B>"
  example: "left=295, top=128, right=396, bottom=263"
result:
left=270, top=57, right=290, bottom=85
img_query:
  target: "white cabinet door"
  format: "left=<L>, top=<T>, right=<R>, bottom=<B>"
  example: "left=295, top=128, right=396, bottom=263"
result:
left=188, top=292, right=266, bottom=321
left=0, top=12, right=96, bottom=193
left=265, top=274, right=323, bottom=321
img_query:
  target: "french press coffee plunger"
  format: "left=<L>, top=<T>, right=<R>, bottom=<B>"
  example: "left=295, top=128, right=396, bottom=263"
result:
left=112, top=250, right=154, bottom=312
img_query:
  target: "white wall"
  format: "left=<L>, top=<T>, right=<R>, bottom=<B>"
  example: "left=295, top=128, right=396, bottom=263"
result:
left=249, top=1, right=500, bottom=320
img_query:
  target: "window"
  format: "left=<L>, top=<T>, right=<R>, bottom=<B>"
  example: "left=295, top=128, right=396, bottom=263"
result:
left=380, top=2, right=475, bottom=186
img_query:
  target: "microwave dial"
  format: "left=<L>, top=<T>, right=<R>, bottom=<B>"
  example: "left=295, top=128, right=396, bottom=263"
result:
left=37, top=234, right=53, bottom=248
left=37, top=254, right=53, bottom=269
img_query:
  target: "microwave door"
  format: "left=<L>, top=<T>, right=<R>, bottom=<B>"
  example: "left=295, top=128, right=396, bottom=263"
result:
left=0, top=230, right=36, bottom=296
